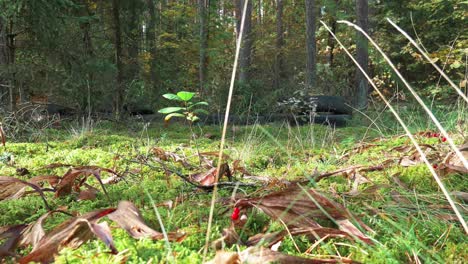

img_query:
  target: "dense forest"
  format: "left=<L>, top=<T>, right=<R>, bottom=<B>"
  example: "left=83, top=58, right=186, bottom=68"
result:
left=0, top=1, right=467, bottom=263
left=0, top=0, right=466, bottom=117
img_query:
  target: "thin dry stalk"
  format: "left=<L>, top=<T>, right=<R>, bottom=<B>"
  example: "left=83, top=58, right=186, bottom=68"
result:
left=337, top=20, right=468, bottom=170
left=387, top=18, right=468, bottom=103
left=203, top=0, right=250, bottom=260
left=320, top=20, right=468, bottom=234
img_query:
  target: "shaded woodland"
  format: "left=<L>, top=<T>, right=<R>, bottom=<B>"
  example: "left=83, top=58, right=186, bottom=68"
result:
left=0, top=0, right=466, bottom=118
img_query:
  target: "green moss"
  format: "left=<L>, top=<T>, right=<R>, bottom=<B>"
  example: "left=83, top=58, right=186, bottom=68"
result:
left=0, top=121, right=466, bottom=263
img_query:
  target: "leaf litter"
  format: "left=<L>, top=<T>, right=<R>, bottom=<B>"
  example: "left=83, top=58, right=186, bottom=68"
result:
left=1, top=135, right=466, bottom=263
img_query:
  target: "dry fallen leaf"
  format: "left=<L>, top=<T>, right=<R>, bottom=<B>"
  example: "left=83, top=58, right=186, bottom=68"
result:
left=108, top=201, right=186, bottom=242
left=235, top=186, right=374, bottom=244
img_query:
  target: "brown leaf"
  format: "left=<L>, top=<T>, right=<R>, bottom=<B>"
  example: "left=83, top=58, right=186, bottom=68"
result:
left=232, top=160, right=252, bottom=176
left=55, top=166, right=114, bottom=198
left=18, top=208, right=116, bottom=264
left=78, top=187, right=98, bottom=201
left=441, top=145, right=468, bottom=175
left=391, top=173, right=409, bottom=190
left=451, top=191, right=468, bottom=203
left=235, top=186, right=373, bottom=244
left=28, top=175, right=61, bottom=188
left=241, top=247, right=358, bottom=263
left=151, top=147, right=192, bottom=168
left=191, top=163, right=232, bottom=185
left=107, top=201, right=186, bottom=242
left=89, top=221, right=117, bottom=254
left=246, top=227, right=356, bottom=248
left=0, top=176, right=50, bottom=209
left=206, top=251, right=240, bottom=264
left=0, top=224, right=27, bottom=258
left=42, top=163, right=75, bottom=169
left=19, top=211, right=59, bottom=251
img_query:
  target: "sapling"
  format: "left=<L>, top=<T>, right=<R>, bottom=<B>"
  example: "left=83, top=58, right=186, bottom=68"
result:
left=158, top=91, right=209, bottom=164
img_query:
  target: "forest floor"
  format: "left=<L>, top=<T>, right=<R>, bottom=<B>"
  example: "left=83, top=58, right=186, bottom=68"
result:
left=0, top=116, right=467, bottom=263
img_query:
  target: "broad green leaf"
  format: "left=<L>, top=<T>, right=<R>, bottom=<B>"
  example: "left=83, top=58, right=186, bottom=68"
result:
left=164, top=113, right=185, bottom=121
left=158, top=107, right=184, bottom=114
left=162, top=93, right=181, bottom=101
left=177, top=91, right=195, bottom=101
left=187, top=101, right=209, bottom=109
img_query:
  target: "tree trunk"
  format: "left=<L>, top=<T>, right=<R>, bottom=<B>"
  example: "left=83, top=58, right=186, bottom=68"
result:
left=127, top=1, right=140, bottom=82
left=327, top=18, right=336, bottom=66
left=237, top=0, right=253, bottom=84
left=0, top=17, right=15, bottom=111
left=274, top=0, right=284, bottom=90
left=112, top=0, right=124, bottom=119
left=198, top=0, right=208, bottom=94
left=305, top=0, right=317, bottom=93
left=146, top=0, right=157, bottom=86
left=355, top=0, right=368, bottom=109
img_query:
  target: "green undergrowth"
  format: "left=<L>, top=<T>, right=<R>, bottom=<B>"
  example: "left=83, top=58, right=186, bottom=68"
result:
left=0, top=119, right=467, bottom=263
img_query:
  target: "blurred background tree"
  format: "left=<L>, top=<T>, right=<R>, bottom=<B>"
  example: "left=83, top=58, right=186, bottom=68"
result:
left=0, top=0, right=465, bottom=117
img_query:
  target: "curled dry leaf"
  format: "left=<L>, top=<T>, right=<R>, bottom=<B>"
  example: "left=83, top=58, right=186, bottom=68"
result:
left=18, top=208, right=116, bottom=264
left=55, top=166, right=116, bottom=198
left=440, top=143, right=468, bottom=175
left=246, top=227, right=357, bottom=248
left=108, top=201, right=186, bottom=242
left=208, top=247, right=359, bottom=264
left=77, top=187, right=98, bottom=201
left=235, top=186, right=373, bottom=244
left=151, top=147, right=192, bottom=168
left=0, top=176, right=50, bottom=209
left=191, top=163, right=232, bottom=186
left=232, top=160, right=252, bottom=176
left=211, top=226, right=243, bottom=250
left=0, top=224, right=27, bottom=258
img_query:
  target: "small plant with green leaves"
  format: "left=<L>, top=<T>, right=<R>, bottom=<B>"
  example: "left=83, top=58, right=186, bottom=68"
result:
left=158, top=91, right=209, bottom=164
left=158, top=91, right=209, bottom=123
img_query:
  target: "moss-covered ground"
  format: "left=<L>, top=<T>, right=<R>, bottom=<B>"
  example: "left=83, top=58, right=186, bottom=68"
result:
left=0, top=116, right=466, bottom=263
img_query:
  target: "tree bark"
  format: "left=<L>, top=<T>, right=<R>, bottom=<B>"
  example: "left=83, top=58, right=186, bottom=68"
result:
left=146, top=0, right=157, bottom=86
left=0, top=17, right=15, bottom=111
left=198, top=0, right=208, bottom=94
left=355, top=0, right=369, bottom=109
left=305, top=0, right=317, bottom=92
left=274, top=0, right=284, bottom=90
left=236, top=0, right=253, bottom=84
left=112, top=0, right=124, bottom=119
left=127, top=1, right=140, bottom=82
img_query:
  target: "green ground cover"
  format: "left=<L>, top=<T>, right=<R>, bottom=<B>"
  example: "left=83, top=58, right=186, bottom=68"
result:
left=0, top=116, right=466, bottom=263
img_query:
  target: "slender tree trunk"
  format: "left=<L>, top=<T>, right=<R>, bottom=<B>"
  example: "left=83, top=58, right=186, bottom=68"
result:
left=327, top=19, right=336, bottom=66
left=127, top=2, right=140, bottom=82
left=146, top=0, right=158, bottom=86
left=112, top=0, right=124, bottom=119
left=0, top=17, right=15, bottom=111
left=274, top=0, right=284, bottom=90
left=305, top=0, right=317, bottom=92
left=237, top=0, right=253, bottom=84
left=198, top=0, right=208, bottom=94
left=355, top=0, right=368, bottom=109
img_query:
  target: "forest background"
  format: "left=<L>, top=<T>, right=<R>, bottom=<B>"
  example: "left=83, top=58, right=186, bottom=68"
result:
left=0, top=0, right=466, bottom=118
